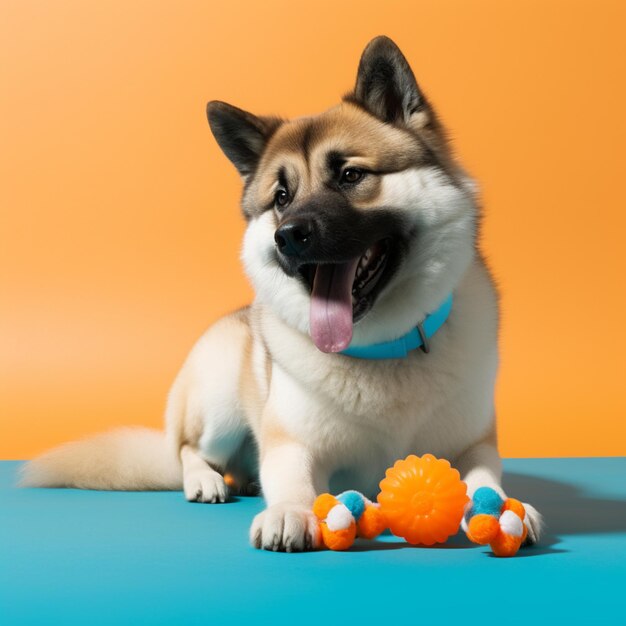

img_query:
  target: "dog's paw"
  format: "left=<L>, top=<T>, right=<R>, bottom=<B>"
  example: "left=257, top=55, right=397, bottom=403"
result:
left=250, top=504, right=320, bottom=552
left=522, top=502, right=543, bottom=545
left=183, top=468, right=228, bottom=503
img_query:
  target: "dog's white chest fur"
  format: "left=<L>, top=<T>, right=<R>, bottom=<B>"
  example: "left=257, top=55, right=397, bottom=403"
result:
left=189, top=258, right=499, bottom=498
left=266, top=259, right=496, bottom=492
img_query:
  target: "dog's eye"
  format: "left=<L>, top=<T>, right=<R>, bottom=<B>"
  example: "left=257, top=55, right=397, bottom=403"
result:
left=275, top=188, right=290, bottom=208
left=340, top=168, right=364, bottom=184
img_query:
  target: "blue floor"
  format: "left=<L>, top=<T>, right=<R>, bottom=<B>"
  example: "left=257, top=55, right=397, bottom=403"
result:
left=1, top=458, right=625, bottom=625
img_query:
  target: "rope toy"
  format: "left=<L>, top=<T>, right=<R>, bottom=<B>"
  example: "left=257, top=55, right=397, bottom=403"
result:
left=311, top=458, right=529, bottom=557
left=313, top=490, right=386, bottom=551
left=464, top=486, right=528, bottom=557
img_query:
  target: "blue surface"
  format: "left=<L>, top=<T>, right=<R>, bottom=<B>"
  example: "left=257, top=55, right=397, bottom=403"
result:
left=1, top=458, right=625, bottom=625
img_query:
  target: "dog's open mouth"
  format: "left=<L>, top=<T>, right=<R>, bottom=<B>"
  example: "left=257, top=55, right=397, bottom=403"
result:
left=299, top=239, right=391, bottom=353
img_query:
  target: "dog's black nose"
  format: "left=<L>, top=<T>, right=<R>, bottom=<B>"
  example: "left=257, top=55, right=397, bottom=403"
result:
left=274, top=218, right=314, bottom=257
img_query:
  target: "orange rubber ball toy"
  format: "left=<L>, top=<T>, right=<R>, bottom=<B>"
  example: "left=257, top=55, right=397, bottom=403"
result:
left=378, top=454, right=469, bottom=545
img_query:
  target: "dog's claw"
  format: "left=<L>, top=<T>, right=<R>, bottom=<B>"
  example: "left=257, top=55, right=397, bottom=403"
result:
left=522, top=502, right=543, bottom=545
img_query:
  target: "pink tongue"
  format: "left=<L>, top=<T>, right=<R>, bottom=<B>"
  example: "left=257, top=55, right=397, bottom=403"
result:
left=310, top=258, right=360, bottom=353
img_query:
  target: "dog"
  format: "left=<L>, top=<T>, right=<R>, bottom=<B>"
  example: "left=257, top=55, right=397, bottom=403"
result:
left=22, top=36, right=542, bottom=552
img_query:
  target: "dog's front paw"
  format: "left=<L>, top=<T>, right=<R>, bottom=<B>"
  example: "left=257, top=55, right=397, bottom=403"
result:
left=250, top=504, right=320, bottom=552
left=183, top=468, right=228, bottom=503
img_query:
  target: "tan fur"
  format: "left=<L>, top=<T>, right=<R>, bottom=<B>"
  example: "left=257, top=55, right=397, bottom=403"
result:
left=247, top=102, right=431, bottom=217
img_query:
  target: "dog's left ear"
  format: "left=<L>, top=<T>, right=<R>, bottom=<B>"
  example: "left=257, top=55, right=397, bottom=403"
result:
left=207, top=101, right=283, bottom=177
left=350, top=36, right=431, bottom=129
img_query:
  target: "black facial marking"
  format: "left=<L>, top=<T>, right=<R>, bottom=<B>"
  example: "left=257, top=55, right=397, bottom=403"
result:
left=278, top=167, right=288, bottom=191
left=275, top=191, right=412, bottom=270
left=301, top=123, right=316, bottom=164
left=326, top=151, right=346, bottom=176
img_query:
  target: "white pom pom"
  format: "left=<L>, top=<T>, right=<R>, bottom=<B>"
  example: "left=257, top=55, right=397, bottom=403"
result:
left=499, top=510, right=524, bottom=537
left=326, top=504, right=353, bottom=531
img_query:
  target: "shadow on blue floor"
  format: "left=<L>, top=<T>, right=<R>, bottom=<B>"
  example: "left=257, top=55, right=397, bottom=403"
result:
left=504, top=472, right=626, bottom=536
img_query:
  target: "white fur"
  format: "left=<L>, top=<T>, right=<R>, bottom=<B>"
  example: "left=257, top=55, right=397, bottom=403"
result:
left=258, top=259, right=499, bottom=497
left=242, top=211, right=311, bottom=336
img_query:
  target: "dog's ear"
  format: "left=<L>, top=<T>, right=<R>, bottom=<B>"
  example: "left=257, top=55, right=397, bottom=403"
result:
left=349, top=36, right=431, bottom=129
left=207, top=101, right=282, bottom=177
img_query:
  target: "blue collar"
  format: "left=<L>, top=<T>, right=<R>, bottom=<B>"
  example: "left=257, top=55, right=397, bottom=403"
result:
left=341, top=294, right=453, bottom=360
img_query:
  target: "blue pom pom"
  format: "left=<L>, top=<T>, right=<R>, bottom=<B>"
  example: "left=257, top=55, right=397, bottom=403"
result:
left=471, top=487, right=504, bottom=518
left=337, top=491, right=366, bottom=521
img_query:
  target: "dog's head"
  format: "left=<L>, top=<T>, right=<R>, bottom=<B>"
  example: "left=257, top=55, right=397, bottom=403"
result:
left=207, top=36, right=477, bottom=353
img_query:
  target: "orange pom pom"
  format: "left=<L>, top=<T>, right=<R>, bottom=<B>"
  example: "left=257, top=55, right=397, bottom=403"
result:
left=357, top=504, right=387, bottom=539
left=321, top=520, right=356, bottom=551
left=313, top=493, right=338, bottom=520
left=467, top=514, right=500, bottom=545
left=378, top=454, right=469, bottom=545
left=502, top=498, right=526, bottom=520
left=491, top=530, right=523, bottom=557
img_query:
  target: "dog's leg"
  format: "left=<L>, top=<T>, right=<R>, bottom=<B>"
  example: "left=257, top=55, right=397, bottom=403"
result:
left=455, top=438, right=543, bottom=544
left=180, top=444, right=228, bottom=504
left=166, top=311, right=255, bottom=504
left=249, top=434, right=321, bottom=552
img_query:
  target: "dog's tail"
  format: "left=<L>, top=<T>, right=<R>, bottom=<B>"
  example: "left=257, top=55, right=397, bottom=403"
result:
left=19, top=428, right=182, bottom=491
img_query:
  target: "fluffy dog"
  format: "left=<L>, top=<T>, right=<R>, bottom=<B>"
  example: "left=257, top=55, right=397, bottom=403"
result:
left=22, top=36, right=542, bottom=552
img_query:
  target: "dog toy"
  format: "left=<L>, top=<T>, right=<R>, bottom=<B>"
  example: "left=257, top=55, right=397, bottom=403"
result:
left=313, top=490, right=387, bottom=550
left=377, top=454, right=469, bottom=545
left=464, top=486, right=527, bottom=557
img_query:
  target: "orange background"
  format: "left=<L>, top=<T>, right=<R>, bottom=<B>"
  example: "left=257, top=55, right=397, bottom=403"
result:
left=1, top=0, right=625, bottom=459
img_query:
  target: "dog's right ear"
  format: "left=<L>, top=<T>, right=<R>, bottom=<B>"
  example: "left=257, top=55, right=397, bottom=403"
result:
left=350, top=36, right=432, bottom=131
left=206, top=101, right=283, bottom=177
